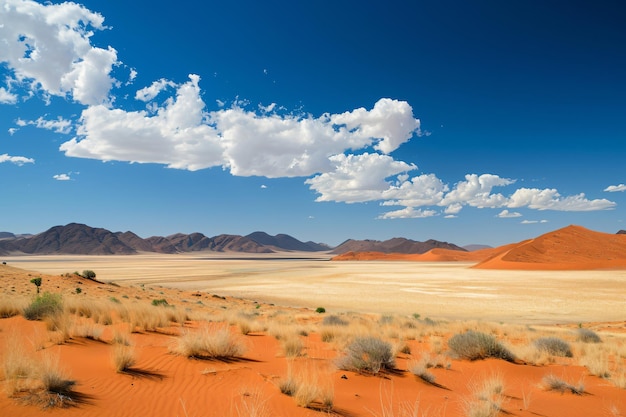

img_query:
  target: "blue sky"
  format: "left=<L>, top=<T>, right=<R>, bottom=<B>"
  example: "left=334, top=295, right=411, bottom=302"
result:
left=1, top=0, right=625, bottom=247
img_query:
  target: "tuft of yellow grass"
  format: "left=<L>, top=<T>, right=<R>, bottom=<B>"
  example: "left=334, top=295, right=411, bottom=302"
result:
left=279, top=360, right=334, bottom=411
left=112, top=344, right=136, bottom=373
left=170, top=325, right=247, bottom=359
left=462, top=374, right=506, bottom=417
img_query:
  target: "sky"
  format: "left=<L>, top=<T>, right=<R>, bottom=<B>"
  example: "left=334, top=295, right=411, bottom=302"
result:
left=1, top=0, right=625, bottom=247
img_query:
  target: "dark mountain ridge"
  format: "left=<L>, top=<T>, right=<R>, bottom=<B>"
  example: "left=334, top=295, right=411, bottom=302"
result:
left=331, top=237, right=466, bottom=255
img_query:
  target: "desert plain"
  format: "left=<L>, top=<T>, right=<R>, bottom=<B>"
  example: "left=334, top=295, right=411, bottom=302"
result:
left=1, top=248, right=625, bottom=417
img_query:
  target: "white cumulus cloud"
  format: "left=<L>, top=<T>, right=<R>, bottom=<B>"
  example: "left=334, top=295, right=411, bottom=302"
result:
left=0, top=153, right=34, bottom=165
left=378, top=207, right=438, bottom=219
left=53, top=173, right=71, bottom=181
left=0, top=87, right=17, bottom=104
left=0, top=0, right=117, bottom=105
left=135, top=78, right=177, bottom=102
left=507, top=188, right=615, bottom=211
left=605, top=184, right=626, bottom=192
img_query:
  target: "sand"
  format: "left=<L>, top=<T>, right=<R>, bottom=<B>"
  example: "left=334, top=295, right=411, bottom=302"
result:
left=4, top=253, right=626, bottom=324
left=1, top=260, right=625, bottom=417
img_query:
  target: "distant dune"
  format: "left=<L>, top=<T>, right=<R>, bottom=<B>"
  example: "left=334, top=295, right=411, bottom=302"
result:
left=333, top=225, right=626, bottom=271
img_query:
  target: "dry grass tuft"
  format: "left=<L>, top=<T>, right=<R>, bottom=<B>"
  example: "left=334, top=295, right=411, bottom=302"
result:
left=337, top=336, right=396, bottom=374
left=462, top=374, right=506, bottom=417
left=542, top=374, right=585, bottom=395
left=279, top=360, right=334, bottom=411
left=170, top=325, right=247, bottom=359
left=448, top=331, right=515, bottom=362
left=534, top=337, right=573, bottom=358
left=112, top=344, right=136, bottom=373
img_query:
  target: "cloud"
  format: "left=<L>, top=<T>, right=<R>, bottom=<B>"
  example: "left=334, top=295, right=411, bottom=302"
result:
left=304, top=153, right=416, bottom=203
left=260, top=184, right=267, bottom=189
left=440, top=174, right=514, bottom=211
left=0, top=0, right=117, bottom=105
left=15, top=116, right=72, bottom=134
left=377, top=207, right=438, bottom=219
left=135, top=78, right=177, bottom=102
left=497, top=209, right=522, bottom=218
left=0, top=87, right=17, bottom=104
left=605, top=184, right=626, bottom=192
left=53, top=173, right=71, bottom=181
left=0, top=153, right=34, bottom=165
left=521, top=219, right=548, bottom=224
left=507, top=188, right=615, bottom=211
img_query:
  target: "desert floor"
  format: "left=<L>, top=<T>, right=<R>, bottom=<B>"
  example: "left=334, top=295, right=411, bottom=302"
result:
left=1, top=255, right=625, bottom=417
left=4, top=253, right=626, bottom=324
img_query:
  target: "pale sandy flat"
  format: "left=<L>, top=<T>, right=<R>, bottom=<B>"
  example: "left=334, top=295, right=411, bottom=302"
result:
left=4, top=253, right=626, bottom=324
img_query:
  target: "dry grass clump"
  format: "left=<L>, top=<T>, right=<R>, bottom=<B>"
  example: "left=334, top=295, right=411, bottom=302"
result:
left=541, top=374, right=584, bottom=395
left=170, top=325, right=247, bottom=359
left=279, top=360, right=333, bottom=411
left=125, top=303, right=170, bottom=332
left=322, top=314, right=349, bottom=326
left=580, top=344, right=611, bottom=378
left=408, top=358, right=436, bottom=384
left=281, top=335, right=305, bottom=358
left=111, top=344, right=136, bottom=373
left=71, top=321, right=105, bottom=341
left=0, top=297, right=28, bottom=318
left=534, top=337, right=573, bottom=358
left=337, top=336, right=395, bottom=374
left=462, top=374, right=505, bottom=417
left=576, top=328, right=602, bottom=343
left=448, top=331, right=515, bottom=362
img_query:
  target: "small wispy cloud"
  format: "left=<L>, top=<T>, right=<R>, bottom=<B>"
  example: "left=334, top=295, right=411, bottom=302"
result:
left=497, top=209, right=522, bottom=218
left=604, top=184, right=626, bottom=192
left=53, top=173, right=71, bottom=181
left=521, top=219, right=548, bottom=224
left=260, top=184, right=267, bottom=189
left=0, top=153, right=34, bottom=166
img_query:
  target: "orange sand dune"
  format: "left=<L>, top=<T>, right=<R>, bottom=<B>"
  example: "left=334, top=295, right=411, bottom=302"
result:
left=334, top=225, right=626, bottom=271
left=474, top=225, right=626, bottom=270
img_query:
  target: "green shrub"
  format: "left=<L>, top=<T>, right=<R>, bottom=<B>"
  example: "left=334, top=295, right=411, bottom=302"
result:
left=337, top=337, right=395, bottom=374
left=576, top=328, right=601, bottom=343
left=151, top=298, right=169, bottom=307
left=82, top=270, right=97, bottom=280
left=75, top=287, right=82, bottom=294
left=23, top=292, right=63, bottom=321
left=315, top=307, right=326, bottom=314
left=534, top=337, right=573, bottom=357
left=448, top=331, right=515, bottom=362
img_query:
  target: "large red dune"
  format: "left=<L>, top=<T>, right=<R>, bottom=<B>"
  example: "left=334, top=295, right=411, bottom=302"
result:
left=333, top=225, right=626, bottom=271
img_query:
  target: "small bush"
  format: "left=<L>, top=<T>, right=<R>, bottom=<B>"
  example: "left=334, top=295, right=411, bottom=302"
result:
left=23, top=292, right=63, bottom=321
left=534, top=337, right=573, bottom=357
left=315, top=307, right=326, bottom=314
left=576, top=328, right=601, bottom=343
left=30, top=277, right=42, bottom=294
left=151, top=298, right=169, bottom=307
left=82, top=270, right=96, bottom=280
left=337, top=337, right=395, bottom=374
left=542, top=374, right=584, bottom=395
left=322, top=315, right=348, bottom=326
left=170, top=326, right=246, bottom=359
left=448, top=331, right=515, bottom=362
left=112, top=344, right=136, bottom=373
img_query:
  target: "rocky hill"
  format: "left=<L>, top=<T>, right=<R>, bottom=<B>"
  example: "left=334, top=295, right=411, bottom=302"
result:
left=331, top=237, right=466, bottom=255
left=246, top=231, right=329, bottom=252
left=0, top=223, right=313, bottom=255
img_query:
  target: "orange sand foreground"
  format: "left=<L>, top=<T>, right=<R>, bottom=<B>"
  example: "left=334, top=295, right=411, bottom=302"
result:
left=0, top=262, right=625, bottom=417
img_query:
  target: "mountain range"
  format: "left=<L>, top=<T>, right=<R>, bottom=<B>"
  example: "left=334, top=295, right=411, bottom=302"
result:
left=0, top=223, right=462, bottom=256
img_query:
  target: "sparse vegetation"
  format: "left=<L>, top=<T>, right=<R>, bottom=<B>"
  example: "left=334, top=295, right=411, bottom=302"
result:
left=315, top=307, right=325, bottom=314
left=337, top=336, right=395, bottom=374
left=170, top=326, right=247, bottom=359
left=82, top=270, right=97, bottom=280
left=534, top=337, right=573, bottom=358
left=23, top=292, right=63, bottom=321
left=448, top=331, right=515, bottom=362
left=30, top=277, right=42, bottom=294
left=112, top=344, right=136, bottom=373
left=151, top=298, right=168, bottom=307
left=542, top=374, right=585, bottom=395
left=576, top=328, right=601, bottom=343
left=322, top=314, right=348, bottom=326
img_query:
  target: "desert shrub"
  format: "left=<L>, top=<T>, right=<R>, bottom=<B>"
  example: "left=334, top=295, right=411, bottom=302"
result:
left=337, top=336, right=395, bottom=374
left=576, top=328, right=601, bottom=343
left=534, top=337, right=573, bottom=357
left=151, top=298, right=169, bottom=307
left=0, top=297, right=27, bottom=318
left=82, top=270, right=96, bottom=280
left=112, top=344, right=136, bottom=373
left=542, top=374, right=584, bottom=395
left=170, top=326, right=246, bottom=359
left=281, top=336, right=304, bottom=358
left=30, top=277, right=42, bottom=294
left=279, top=361, right=334, bottom=411
left=463, top=375, right=505, bottom=417
left=322, top=315, right=348, bottom=326
left=75, top=287, right=82, bottom=294
left=23, top=292, right=63, bottom=321
left=409, top=358, right=436, bottom=384
left=448, top=331, right=515, bottom=362
left=315, top=307, right=326, bottom=314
